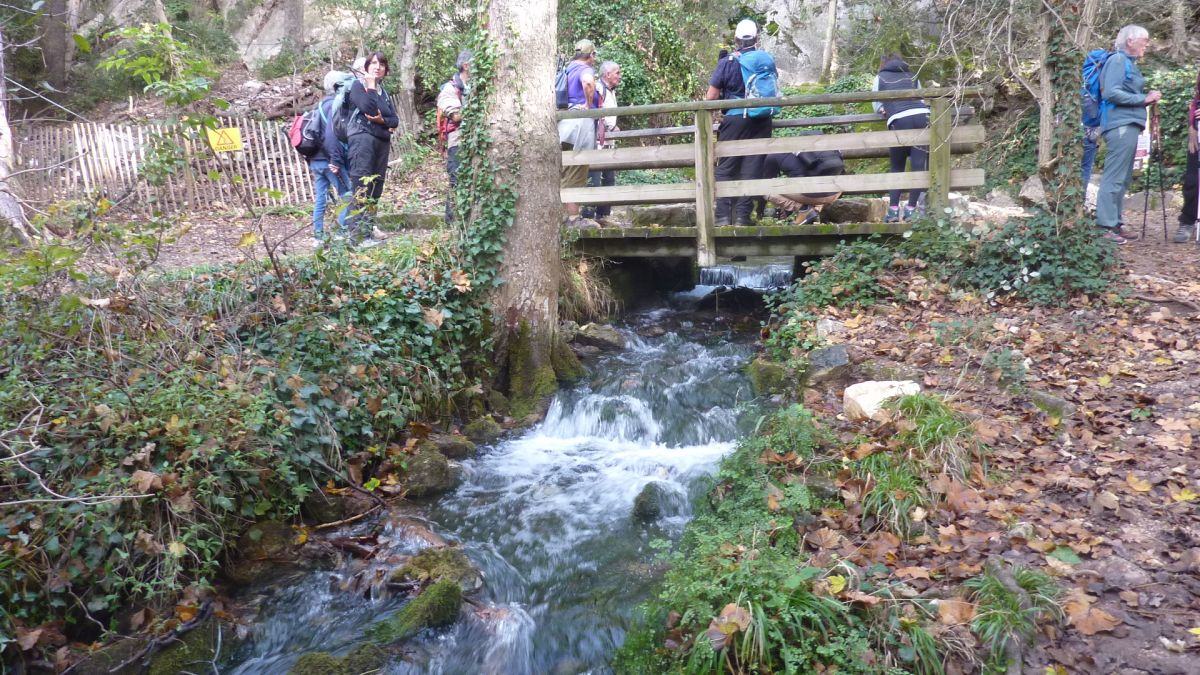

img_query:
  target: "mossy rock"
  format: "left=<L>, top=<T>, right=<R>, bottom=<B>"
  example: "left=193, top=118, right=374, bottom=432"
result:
left=289, top=651, right=343, bottom=675
left=551, top=336, right=586, bottom=382
left=402, top=450, right=460, bottom=499
left=424, top=434, right=477, bottom=460
left=464, top=416, right=503, bottom=444
left=390, top=546, right=482, bottom=592
left=302, top=489, right=375, bottom=525
left=367, top=578, right=462, bottom=643
left=342, top=643, right=389, bottom=673
left=632, top=481, right=685, bottom=522
left=68, top=637, right=145, bottom=675
left=747, top=357, right=791, bottom=396
left=147, top=620, right=218, bottom=675
left=486, top=389, right=510, bottom=416
left=225, top=520, right=298, bottom=584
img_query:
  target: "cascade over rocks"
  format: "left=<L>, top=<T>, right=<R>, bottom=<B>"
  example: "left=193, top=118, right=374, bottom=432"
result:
left=366, top=579, right=462, bottom=644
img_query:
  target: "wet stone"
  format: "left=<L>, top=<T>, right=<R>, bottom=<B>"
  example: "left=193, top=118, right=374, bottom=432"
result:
left=632, top=481, right=686, bottom=522
left=574, top=323, right=627, bottom=351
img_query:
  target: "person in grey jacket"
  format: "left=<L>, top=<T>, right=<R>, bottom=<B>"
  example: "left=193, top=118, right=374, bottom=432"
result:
left=1095, top=25, right=1162, bottom=244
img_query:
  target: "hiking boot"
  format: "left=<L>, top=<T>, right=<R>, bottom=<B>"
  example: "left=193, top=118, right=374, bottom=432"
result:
left=1099, top=227, right=1127, bottom=244
left=884, top=206, right=901, bottom=223
left=1114, top=224, right=1139, bottom=242
left=1173, top=224, right=1195, bottom=243
left=904, top=205, right=924, bottom=221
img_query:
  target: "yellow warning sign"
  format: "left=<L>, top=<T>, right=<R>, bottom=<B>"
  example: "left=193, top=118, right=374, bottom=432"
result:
left=205, top=127, right=243, bottom=153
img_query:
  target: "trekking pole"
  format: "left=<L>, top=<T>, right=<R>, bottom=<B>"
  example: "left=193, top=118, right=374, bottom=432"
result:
left=1151, top=104, right=1169, bottom=241
left=1141, top=123, right=1153, bottom=240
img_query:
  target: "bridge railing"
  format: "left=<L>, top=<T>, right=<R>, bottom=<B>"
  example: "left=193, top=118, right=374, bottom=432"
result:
left=556, top=87, right=985, bottom=266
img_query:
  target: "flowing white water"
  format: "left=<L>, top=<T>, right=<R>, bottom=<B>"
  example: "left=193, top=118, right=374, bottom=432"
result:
left=225, top=310, right=758, bottom=674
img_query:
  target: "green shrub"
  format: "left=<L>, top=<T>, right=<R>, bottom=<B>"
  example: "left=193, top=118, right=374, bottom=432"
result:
left=0, top=236, right=488, bottom=649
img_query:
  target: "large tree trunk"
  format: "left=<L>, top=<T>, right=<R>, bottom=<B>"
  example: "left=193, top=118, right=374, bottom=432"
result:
left=392, top=0, right=421, bottom=137
left=40, top=0, right=70, bottom=89
left=1035, top=9, right=1054, bottom=166
left=478, top=0, right=570, bottom=419
left=1169, top=0, right=1189, bottom=60
left=819, top=0, right=838, bottom=83
left=1038, top=0, right=1085, bottom=225
left=0, top=28, right=37, bottom=243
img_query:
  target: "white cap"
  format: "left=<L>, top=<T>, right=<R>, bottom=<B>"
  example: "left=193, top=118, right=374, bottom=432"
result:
left=735, top=19, right=758, bottom=40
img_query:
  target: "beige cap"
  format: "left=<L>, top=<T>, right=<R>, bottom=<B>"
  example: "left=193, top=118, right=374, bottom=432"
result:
left=575, top=39, right=596, bottom=55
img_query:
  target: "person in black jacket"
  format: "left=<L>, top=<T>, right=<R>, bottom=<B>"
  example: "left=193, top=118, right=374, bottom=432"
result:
left=346, top=51, right=399, bottom=245
left=309, top=70, right=353, bottom=244
left=873, top=55, right=930, bottom=223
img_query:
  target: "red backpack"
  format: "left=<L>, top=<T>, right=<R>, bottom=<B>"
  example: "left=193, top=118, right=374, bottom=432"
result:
left=288, top=108, right=323, bottom=158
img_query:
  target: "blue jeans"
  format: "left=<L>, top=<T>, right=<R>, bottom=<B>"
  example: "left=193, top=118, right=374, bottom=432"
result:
left=310, top=159, right=352, bottom=236
left=1081, top=126, right=1099, bottom=187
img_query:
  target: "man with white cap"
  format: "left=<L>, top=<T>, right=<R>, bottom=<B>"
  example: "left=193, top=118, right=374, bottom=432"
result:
left=557, top=39, right=601, bottom=224
left=706, top=19, right=776, bottom=226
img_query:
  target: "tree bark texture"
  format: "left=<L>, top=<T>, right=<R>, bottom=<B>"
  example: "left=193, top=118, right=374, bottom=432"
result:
left=393, top=0, right=421, bottom=137
left=1039, top=0, right=1085, bottom=224
left=483, top=0, right=564, bottom=418
left=819, top=0, right=838, bottom=83
left=0, top=28, right=36, bottom=243
left=40, top=0, right=71, bottom=89
left=1035, top=10, right=1054, bottom=166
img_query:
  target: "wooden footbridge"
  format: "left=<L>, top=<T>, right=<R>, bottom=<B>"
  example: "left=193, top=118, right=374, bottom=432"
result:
left=557, top=87, right=984, bottom=266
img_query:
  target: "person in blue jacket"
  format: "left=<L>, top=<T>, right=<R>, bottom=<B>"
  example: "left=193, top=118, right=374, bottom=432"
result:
left=345, top=51, right=399, bottom=245
left=1095, top=25, right=1161, bottom=244
left=308, top=70, right=353, bottom=244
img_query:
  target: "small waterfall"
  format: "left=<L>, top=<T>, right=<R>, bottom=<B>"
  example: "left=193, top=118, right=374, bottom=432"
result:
left=223, top=313, right=759, bottom=674
left=698, top=263, right=793, bottom=289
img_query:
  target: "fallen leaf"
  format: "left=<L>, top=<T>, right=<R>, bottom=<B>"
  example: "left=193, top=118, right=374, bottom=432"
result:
left=1094, top=491, right=1120, bottom=510
left=167, top=541, right=187, bottom=557
left=808, top=527, right=843, bottom=549
left=896, top=566, right=932, bottom=580
left=131, top=470, right=163, bottom=493
left=1065, top=591, right=1122, bottom=635
left=937, top=598, right=975, bottom=625
left=766, top=483, right=783, bottom=512
left=422, top=307, right=444, bottom=329
left=1157, top=418, right=1190, bottom=432
left=15, top=627, right=42, bottom=651
left=827, top=575, right=847, bottom=594
left=844, top=589, right=882, bottom=606
left=1118, top=590, right=1139, bottom=607
left=1126, top=473, right=1152, bottom=493
left=236, top=231, right=260, bottom=248
left=175, top=603, right=198, bottom=622
left=1170, top=487, right=1199, bottom=503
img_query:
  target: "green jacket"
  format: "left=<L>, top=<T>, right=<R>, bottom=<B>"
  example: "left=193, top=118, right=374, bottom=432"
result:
left=1100, top=50, right=1147, bottom=133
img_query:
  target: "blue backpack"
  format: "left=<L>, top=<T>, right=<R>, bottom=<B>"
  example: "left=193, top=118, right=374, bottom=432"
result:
left=1081, top=49, right=1131, bottom=128
left=730, top=50, right=780, bottom=118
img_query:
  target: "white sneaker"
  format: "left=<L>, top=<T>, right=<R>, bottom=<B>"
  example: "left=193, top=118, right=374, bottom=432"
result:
left=357, top=237, right=383, bottom=249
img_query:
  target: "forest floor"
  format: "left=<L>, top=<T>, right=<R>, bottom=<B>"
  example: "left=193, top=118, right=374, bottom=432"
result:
left=790, top=208, right=1200, bottom=672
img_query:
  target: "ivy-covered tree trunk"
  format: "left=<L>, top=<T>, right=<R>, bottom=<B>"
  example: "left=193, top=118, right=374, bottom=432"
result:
left=458, top=0, right=577, bottom=420
left=392, top=0, right=421, bottom=137
left=1037, top=0, right=1084, bottom=225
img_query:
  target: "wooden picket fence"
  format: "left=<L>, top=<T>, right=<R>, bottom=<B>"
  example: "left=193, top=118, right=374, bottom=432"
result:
left=14, top=118, right=326, bottom=214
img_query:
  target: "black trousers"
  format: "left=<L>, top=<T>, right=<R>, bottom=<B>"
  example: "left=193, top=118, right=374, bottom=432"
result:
left=584, top=169, right=616, bottom=218
left=887, top=113, right=929, bottom=208
left=348, top=133, right=391, bottom=234
left=715, top=116, right=772, bottom=223
left=1180, top=148, right=1198, bottom=226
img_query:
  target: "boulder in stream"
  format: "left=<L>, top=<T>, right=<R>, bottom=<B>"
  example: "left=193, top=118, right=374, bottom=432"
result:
left=402, top=450, right=461, bottom=499
left=390, top=546, right=483, bottom=592
left=464, top=416, right=503, bottom=444
left=289, top=652, right=342, bottom=675
left=632, top=481, right=685, bottom=522
left=574, top=323, right=627, bottom=351
left=301, top=488, right=375, bottom=525
left=288, top=644, right=389, bottom=675
left=425, top=433, right=477, bottom=460
left=367, top=578, right=462, bottom=643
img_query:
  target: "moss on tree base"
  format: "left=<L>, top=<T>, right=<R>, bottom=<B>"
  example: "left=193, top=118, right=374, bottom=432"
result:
left=506, top=320, right=560, bottom=420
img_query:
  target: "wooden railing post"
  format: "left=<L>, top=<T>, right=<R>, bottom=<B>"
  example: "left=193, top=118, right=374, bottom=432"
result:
left=927, top=96, right=952, bottom=216
left=694, top=109, right=717, bottom=267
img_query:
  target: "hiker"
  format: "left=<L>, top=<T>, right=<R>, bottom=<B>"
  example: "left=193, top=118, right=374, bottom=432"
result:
left=1176, top=67, right=1199, bottom=243
left=706, top=19, right=776, bottom=226
left=583, top=60, right=622, bottom=226
left=558, top=39, right=601, bottom=224
left=437, top=49, right=472, bottom=224
left=761, top=136, right=845, bottom=224
left=308, top=70, right=353, bottom=244
left=345, top=51, right=398, bottom=246
left=873, top=54, right=930, bottom=223
left=1095, top=25, right=1160, bottom=244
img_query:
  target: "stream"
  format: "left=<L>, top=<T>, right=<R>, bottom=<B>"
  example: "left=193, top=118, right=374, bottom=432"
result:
left=224, top=305, right=762, bottom=674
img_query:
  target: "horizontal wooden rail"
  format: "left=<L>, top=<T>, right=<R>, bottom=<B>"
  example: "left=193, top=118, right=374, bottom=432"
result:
left=605, top=107, right=975, bottom=141
left=560, top=168, right=985, bottom=206
left=563, top=125, right=984, bottom=169
left=557, top=86, right=982, bottom=120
